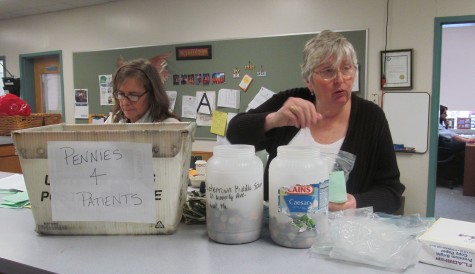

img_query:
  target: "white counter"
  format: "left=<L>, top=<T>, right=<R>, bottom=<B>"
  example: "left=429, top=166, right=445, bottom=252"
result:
left=0, top=209, right=460, bottom=274
left=0, top=172, right=458, bottom=274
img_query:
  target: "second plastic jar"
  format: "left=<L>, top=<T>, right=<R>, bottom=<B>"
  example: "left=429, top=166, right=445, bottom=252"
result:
left=269, top=145, right=329, bottom=248
left=205, top=145, right=263, bottom=244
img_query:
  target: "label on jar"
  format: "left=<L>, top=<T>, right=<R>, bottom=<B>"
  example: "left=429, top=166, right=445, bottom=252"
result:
left=277, top=181, right=328, bottom=231
left=277, top=182, right=328, bottom=214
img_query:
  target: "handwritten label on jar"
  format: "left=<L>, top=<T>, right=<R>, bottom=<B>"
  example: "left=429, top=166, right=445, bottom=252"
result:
left=207, top=181, right=262, bottom=209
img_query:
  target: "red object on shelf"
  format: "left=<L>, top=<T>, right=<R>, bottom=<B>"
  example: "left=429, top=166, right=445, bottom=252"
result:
left=0, top=94, right=32, bottom=116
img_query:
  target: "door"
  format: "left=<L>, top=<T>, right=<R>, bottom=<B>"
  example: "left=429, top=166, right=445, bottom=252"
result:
left=33, top=56, right=62, bottom=114
left=429, top=16, right=475, bottom=217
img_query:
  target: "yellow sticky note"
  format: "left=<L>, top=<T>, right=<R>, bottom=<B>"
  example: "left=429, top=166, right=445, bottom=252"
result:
left=210, top=110, right=228, bottom=136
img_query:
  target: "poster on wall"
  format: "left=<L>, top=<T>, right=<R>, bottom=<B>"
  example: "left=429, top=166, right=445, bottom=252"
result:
left=74, top=89, right=89, bottom=119
left=99, top=74, right=113, bottom=105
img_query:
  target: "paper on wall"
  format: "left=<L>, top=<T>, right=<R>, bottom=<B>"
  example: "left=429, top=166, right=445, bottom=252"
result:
left=99, top=74, right=113, bottom=105
left=166, top=90, right=177, bottom=111
left=217, top=88, right=240, bottom=109
left=196, top=91, right=215, bottom=114
left=210, top=110, right=228, bottom=136
left=182, top=95, right=197, bottom=119
left=246, top=86, right=275, bottom=111
left=196, top=91, right=215, bottom=126
left=217, top=112, right=237, bottom=145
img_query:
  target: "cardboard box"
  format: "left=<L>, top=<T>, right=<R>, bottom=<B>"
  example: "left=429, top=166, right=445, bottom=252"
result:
left=12, top=122, right=196, bottom=235
left=419, top=218, right=475, bottom=273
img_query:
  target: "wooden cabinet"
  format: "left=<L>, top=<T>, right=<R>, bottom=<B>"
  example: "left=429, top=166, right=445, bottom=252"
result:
left=0, top=144, right=22, bottom=173
left=191, top=151, right=213, bottom=161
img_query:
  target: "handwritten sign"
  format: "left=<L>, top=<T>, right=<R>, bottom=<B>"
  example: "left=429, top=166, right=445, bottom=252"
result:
left=47, top=141, right=156, bottom=223
left=207, top=181, right=262, bottom=210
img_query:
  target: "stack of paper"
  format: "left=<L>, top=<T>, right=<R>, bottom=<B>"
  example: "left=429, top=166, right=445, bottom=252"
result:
left=0, top=191, right=30, bottom=208
left=419, top=218, right=475, bottom=273
left=0, top=173, right=30, bottom=208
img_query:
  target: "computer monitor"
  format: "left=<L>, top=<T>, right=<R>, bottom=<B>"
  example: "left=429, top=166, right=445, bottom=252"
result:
left=2, top=77, right=20, bottom=96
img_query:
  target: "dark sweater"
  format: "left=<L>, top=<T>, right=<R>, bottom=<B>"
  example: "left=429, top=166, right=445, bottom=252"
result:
left=226, top=88, right=405, bottom=214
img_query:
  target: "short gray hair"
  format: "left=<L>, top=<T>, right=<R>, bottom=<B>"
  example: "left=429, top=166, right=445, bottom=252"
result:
left=301, top=30, right=358, bottom=82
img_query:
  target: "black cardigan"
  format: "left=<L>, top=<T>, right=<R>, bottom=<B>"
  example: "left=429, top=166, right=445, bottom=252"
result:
left=226, top=88, right=405, bottom=214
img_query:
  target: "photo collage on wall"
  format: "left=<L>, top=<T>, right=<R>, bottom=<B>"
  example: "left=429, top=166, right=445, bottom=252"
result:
left=172, top=73, right=224, bottom=86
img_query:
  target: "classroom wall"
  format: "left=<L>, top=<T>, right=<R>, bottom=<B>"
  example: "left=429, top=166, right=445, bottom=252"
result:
left=1, top=0, right=475, bottom=216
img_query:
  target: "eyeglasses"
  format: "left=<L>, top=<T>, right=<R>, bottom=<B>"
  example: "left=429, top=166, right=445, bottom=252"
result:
left=113, top=91, right=147, bottom=102
left=314, top=64, right=355, bottom=80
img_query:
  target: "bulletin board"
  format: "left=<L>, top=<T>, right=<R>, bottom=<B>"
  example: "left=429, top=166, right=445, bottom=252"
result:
left=72, top=29, right=367, bottom=140
left=383, top=92, right=430, bottom=153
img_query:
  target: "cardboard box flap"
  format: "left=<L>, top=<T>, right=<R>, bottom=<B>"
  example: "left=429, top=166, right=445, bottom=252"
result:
left=13, top=123, right=196, bottom=159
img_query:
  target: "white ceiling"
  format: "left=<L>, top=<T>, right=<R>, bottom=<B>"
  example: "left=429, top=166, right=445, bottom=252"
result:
left=0, top=0, right=122, bottom=21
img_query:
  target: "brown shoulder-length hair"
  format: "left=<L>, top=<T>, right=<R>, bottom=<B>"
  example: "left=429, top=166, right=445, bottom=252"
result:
left=439, top=105, right=448, bottom=126
left=111, top=58, right=179, bottom=123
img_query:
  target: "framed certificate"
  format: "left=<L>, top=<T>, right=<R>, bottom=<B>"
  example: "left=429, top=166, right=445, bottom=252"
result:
left=381, top=49, right=413, bottom=90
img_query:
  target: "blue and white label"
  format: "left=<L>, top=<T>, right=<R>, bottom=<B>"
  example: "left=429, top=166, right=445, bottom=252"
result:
left=278, top=180, right=329, bottom=214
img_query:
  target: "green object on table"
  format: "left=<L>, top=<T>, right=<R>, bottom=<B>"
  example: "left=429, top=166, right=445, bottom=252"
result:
left=329, top=171, right=347, bottom=203
left=0, top=191, right=30, bottom=208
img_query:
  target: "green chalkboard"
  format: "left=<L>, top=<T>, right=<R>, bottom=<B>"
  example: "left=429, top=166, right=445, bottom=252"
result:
left=73, top=30, right=367, bottom=139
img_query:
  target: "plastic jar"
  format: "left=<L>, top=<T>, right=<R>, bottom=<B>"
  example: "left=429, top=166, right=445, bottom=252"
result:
left=205, top=145, right=263, bottom=244
left=269, top=145, right=329, bottom=248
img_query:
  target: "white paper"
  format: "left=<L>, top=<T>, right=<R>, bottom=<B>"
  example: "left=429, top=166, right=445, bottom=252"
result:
left=352, top=66, right=359, bottom=92
left=91, top=117, right=105, bottom=124
left=196, top=113, right=212, bottom=126
left=196, top=91, right=216, bottom=126
left=246, top=86, right=275, bottom=111
left=385, top=55, right=409, bottom=85
left=182, top=95, right=197, bottom=119
left=217, top=112, right=237, bottom=145
left=217, top=89, right=240, bottom=109
left=196, top=91, right=216, bottom=115
left=0, top=173, right=27, bottom=192
left=47, top=141, right=156, bottom=223
left=166, top=90, right=177, bottom=111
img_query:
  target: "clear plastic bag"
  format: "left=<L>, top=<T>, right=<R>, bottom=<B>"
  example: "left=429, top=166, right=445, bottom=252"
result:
left=334, top=150, right=356, bottom=181
left=311, top=207, right=434, bottom=272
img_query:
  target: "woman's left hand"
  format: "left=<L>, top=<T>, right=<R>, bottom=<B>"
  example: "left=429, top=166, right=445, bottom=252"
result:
left=328, top=194, right=357, bottom=212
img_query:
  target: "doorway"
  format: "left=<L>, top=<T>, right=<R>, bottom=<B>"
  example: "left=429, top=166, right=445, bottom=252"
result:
left=19, top=51, right=64, bottom=119
left=428, top=15, right=475, bottom=217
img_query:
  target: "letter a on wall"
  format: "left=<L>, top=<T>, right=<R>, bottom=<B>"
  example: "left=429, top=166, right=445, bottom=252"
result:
left=196, top=91, right=216, bottom=126
left=196, top=92, right=212, bottom=114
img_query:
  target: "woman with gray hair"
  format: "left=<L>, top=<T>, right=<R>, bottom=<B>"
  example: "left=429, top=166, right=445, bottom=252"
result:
left=106, top=58, right=179, bottom=123
left=226, top=30, right=405, bottom=214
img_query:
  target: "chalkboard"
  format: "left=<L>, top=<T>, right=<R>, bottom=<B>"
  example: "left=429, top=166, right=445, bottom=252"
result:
left=383, top=92, right=430, bottom=153
left=73, top=30, right=367, bottom=139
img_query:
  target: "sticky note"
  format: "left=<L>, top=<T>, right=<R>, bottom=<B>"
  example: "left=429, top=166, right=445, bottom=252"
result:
left=210, top=110, right=227, bottom=136
left=329, top=171, right=347, bottom=203
left=239, top=74, right=253, bottom=91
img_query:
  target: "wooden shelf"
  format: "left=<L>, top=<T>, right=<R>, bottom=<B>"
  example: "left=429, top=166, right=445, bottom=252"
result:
left=0, top=144, right=22, bottom=173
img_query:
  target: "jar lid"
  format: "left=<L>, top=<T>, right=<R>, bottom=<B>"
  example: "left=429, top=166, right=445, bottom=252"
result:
left=213, top=144, right=255, bottom=157
left=277, top=145, right=320, bottom=158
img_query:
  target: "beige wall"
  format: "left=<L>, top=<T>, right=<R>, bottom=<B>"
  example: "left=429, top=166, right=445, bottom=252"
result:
left=1, top=0, right=475, bottom=216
